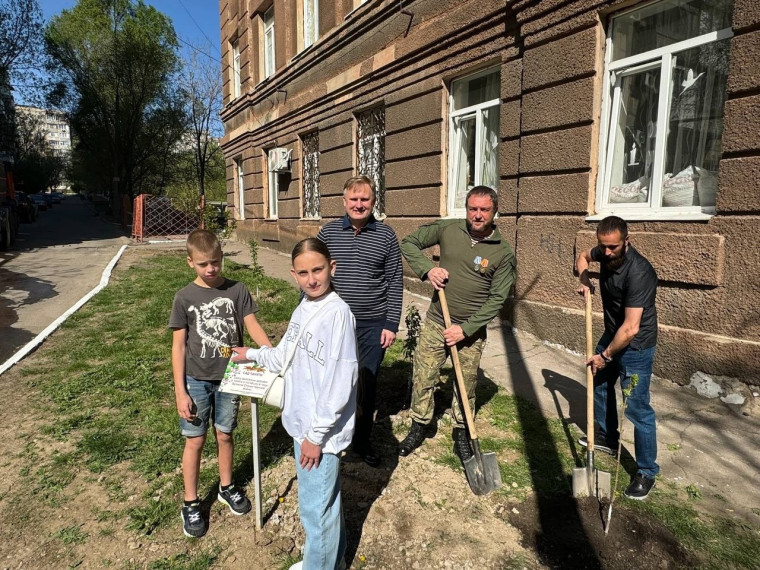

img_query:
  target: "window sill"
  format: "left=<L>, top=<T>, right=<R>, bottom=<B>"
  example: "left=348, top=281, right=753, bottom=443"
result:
left=587, top=209, right=715, bottom=222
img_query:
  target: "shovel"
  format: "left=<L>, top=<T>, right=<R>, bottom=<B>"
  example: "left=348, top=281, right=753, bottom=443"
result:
left=439, top=289, right=502, bottom=495
left=572, top=291, right=611, bottom=499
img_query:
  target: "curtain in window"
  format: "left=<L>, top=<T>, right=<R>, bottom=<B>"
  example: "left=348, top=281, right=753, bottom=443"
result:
left=480, top=107, right=499, bottom=191
left=450, top=116, right=472, bottom=210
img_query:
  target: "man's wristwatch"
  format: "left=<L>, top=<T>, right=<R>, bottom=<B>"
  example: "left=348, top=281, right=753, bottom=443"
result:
left=600, top=350, right=613, bottom=364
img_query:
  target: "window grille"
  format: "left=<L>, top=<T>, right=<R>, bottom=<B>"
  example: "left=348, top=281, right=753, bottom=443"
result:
left=357, top=107, right=386, bottom=216
left=302, top=132, right=320, bottom=218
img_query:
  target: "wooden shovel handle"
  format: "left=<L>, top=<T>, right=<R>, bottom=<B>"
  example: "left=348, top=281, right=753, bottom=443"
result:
left=439, top=289, right=479, bottom=440
left=586, top=290, right=595, bottom=451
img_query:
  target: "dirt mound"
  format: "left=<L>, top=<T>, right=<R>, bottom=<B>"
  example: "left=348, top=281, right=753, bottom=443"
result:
left=509, top=495, right=697, bottom=569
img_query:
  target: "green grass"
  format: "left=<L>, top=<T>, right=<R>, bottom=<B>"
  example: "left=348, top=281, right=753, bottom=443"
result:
left=12, top=255, right=298, bottom=540
left=52, top=524, right=88, bottom=545
left=8, top=250, right=760, bottom=569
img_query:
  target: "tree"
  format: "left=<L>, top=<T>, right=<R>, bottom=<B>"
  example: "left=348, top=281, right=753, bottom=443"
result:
left=0, top=0, right=44, bottom=74
left=0, top=0, right=44, bottom=157
left=181, top=48, right=224, bottom=203
left=13, top=110, right=67, bottom=193
left=45, top=0, right=185, bottom=212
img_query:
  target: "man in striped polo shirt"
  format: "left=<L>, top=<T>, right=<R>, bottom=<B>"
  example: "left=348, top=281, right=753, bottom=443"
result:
left=317, top=175, right=403, bottom=467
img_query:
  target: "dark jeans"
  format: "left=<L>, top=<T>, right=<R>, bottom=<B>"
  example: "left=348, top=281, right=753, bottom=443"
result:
left=352, top=326, right=386, bottom=450
left=594, top=333, right=659, bottom=478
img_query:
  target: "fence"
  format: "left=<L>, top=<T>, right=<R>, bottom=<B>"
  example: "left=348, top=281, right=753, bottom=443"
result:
left=131, top=194, right=200, bottom=241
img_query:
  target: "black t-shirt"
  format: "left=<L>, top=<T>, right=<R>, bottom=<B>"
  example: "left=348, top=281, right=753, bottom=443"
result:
left=591, top=245, right=658, bottom=350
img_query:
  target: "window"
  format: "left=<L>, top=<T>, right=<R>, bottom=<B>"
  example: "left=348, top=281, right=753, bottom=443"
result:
left=303, top=0, right=319, bottom=49
left=235, top=158, right=245, bottom=220
left=447, top=68, right=500, bottom=216
left=596, top=0, right=733, bottom=219
left=301, top=132, right=320, bottom=219
left=356, top=107, right=385, bottom=216
left=267, top=149, right=279, bottom=219
left=231, top=40, right=241, bottom=99
left=263, top=7, right=275, bottom=79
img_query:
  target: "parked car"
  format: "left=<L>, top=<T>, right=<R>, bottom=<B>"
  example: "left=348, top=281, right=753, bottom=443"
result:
left=30, top=194, right=48, bottom=211
left=50, top=191, right=63, bottom=204
left=15, top=192, right=38, bottom=223
left=37, top=193, right=54, bottom=208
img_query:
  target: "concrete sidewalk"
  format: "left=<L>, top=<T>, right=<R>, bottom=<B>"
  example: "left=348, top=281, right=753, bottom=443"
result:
left=225, top=242, right=760, bottom=525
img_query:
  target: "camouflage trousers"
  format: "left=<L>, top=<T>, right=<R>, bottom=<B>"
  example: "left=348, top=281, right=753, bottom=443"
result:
left=410, top=318, right=486, bottom=428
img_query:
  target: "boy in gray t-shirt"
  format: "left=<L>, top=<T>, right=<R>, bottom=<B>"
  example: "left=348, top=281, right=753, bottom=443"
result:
left=169, top=230, right=271, bottom=538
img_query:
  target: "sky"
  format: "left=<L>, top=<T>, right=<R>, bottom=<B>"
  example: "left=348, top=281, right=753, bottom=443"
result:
left=39, top=0, right=222, bottom=63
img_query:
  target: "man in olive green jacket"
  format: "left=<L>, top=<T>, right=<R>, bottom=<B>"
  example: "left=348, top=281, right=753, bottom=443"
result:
left=398, top=186, right=516, bottom=461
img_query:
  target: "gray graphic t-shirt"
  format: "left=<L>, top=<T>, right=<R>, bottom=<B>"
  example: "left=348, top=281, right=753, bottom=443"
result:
left=169, top=279, right=258, bottom=381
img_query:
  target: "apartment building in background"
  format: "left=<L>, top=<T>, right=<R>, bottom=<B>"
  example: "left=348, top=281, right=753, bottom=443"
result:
left=220, top=0, right=760, bottom=385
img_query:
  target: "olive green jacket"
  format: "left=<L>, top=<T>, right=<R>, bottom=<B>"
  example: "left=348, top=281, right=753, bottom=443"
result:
left=401, top=219, right=516, bottom=338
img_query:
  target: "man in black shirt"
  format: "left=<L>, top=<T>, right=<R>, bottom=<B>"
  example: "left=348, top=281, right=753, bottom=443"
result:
left=576, top=216, right=659, bottom=500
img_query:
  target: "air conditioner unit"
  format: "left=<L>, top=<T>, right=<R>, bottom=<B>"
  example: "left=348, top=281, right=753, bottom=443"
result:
left=268, top=148, right=292, bottom=173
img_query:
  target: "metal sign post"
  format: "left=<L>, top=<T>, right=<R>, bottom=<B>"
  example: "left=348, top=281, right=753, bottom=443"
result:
left=250, top=398, right=263, bottom=530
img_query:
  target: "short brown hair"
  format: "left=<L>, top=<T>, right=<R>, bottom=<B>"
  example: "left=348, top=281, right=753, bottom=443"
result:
left=466, top=185, right=498, bottom=212
left=186, top=229, right=222, bottom=257
left=342, top=175, right=376, bottom=200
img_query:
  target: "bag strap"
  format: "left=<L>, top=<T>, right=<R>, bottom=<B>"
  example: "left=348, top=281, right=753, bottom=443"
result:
left=277, top=295, right=338, bottom=376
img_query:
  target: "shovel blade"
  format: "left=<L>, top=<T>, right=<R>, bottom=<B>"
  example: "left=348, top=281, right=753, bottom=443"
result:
left=572, top=466, right=612, bottom=499
left=463, top=451, right=502, bottom=495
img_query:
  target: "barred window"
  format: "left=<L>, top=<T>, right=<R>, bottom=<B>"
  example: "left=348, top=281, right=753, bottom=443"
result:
left=301, top=132, right=320, bottom=219
left=356, top=107, right=385, bottom=216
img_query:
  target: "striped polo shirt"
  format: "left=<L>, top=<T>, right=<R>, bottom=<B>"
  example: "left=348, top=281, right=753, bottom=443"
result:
left=317, top=214, right=403, bottom=332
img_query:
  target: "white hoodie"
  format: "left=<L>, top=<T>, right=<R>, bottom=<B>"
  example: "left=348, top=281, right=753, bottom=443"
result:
left=252, top=291, right=358, bottom=455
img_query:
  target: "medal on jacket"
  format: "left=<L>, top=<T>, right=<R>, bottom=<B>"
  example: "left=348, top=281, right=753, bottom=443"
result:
left=473, top=256, right=489, bottom=274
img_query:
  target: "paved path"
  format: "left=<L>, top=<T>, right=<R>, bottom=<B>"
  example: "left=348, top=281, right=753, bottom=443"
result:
left=0, top=197, right=130, bottom=362
left=226, top=242, right=760, bottom=525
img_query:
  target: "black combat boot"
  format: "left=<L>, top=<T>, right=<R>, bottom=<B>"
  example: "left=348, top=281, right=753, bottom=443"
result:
left=452, top=427, right=473, bottom=462
left=398, top=421, right=427, bottom=457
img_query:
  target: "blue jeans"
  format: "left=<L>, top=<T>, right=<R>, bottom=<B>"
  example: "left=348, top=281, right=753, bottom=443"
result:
left=594, top=335, right=659, bottom=479
left=353, top=326, right=386, bottom=449
left=179, top=376, right=241, bottom=437
left=294, top=440, right=346, bottom=570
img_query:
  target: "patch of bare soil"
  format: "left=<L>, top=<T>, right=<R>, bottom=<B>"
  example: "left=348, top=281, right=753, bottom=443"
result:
left=508, top=495, right=697, bottom=569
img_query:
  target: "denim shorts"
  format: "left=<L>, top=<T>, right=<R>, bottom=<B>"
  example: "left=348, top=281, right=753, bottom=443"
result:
left=179, top=376, right=241, bottom=437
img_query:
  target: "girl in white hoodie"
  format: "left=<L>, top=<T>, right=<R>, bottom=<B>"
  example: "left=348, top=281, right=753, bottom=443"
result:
left=232, top=238, right=357, bottom=570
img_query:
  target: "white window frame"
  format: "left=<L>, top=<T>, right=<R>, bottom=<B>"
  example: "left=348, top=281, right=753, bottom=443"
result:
left=263, top=7, right=275, bottom=79
left=231, top=40, right=241, bottom=99
left=303, top=0, right=319, bottom=50
left=447, top=67, right=501, bottom=218
left=267, top=150, right=279, bottom=220
left=593, top=4, right=733, bottom=222
left=235, top=158, right=245, bottom=220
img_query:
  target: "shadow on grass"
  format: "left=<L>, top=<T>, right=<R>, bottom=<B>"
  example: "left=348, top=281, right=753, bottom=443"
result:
left=542, top=368, right=637, bottom=477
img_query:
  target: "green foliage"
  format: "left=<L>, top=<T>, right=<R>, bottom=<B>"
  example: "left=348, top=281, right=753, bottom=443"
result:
left=247, top=238, right=266, bottom=282
left=51, top=524, right=88, bottom=545
left=45, top=0, right=185, bottom=199
left=146, top=547, right=221, bottom=570
left=685, top=484, right=702, bottom=500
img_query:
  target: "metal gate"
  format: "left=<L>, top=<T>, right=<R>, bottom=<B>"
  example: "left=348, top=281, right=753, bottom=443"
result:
left=131, top=194, right=200, bottom=241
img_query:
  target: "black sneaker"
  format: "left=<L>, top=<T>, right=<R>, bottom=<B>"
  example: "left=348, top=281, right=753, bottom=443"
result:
left=624, top=473, right=656, bottom=500
left=578, top=436, right=618, bottom=457
left=217, top=485, right=251, bottom=515
left=181, top=501, right=207, bottom=538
